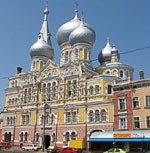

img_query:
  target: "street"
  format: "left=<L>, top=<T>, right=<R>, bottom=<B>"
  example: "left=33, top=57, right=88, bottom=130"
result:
left=0, top=149, right=39, bottom=153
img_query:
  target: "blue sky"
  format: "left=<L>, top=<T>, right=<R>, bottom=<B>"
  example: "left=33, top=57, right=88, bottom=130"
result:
left=0, top=0, right=150, bottom=108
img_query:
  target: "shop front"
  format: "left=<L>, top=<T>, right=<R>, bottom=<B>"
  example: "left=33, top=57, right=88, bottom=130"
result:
left=89, top=130, right=150, bottom=152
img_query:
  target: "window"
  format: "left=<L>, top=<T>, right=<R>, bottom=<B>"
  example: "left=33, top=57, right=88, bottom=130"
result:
left=35, top=133, right=39, bottom=142
left=28, top=88, right=32, bottom=102
left=24, top=132, right=28, bottom=141
left=64, top=51, right=69, bottom=63
left=108, top=85, right=112, bottom=94
left=20, top=132, right=23, bottom=141
left=73, top=80, right=77, bottom=97
left=52, top=133, right=56, bottom=143
left=72, top=112, right=77, bottom=123
left=47, top=83, right=51, bottom=101
left=52, top=82, right=56, bottom=100
left=89, top=110, right=94, bottom=122
left=101, top=109, right=107, bottom=121
left=22, top=115, right=30, bottom=125
left=67, top=81, right=72, bottom=98
left=66, top=112, right=71, bottom=123
left=119, top=118, right=127, bottom=129
left=118, top=98, right=126, bottom=110
left=134, top=117, right=140, bottom=129
left=65, top=132, right=70, bottom=145
left=42, top=84, right=46, bottom=102
left=146, top=116, right=150, bottom=128
left=7, top=117, right=9, bottom=125
left=80, top=85, right=85, bottom=96
left=95, top=85, right=100, bottom=95
left=71, top=132, right=76, bottom=140
left=89, top=86, right=94, bottom=95
left=24, top=89, right=27, bottom=103
left=95, top=110, right=100, bottom=122
left=133, top=97, right=140, bottom=109
left=145, top=95, right=150, bottom=108
left=120, top=70, right=124, bottom=78
left=75, top=48, right=79, bottom=59
left=106, top=70, right=110, bottom=75
left=51, top=114, right=56, bottom=124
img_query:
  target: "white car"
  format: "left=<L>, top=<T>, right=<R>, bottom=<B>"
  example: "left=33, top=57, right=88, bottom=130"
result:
left=22, top=144, right=41, bottom=151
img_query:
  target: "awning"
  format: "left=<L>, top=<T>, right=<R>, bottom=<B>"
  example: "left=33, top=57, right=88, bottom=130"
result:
left=89, top=138, right=150, bottom=142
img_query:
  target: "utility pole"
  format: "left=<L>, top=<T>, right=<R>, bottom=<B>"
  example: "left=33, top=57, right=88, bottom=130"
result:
left=42, top=104, right=46, bottom=152
left=85, top=78, right=88, bottom=150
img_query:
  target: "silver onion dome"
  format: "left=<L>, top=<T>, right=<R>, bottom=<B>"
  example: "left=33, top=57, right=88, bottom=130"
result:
left=30, top=5, right=54, bottom=60
left=69, top=17, right=96, bottom=46
left=56, top=9, right=81, bottom=46
left=30, top=37, right=54, bottom=60
left=98, top=38, right=112, bottom=65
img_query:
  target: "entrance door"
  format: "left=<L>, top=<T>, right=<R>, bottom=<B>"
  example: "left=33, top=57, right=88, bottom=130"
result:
left=45, top=135, right=50, bottom=149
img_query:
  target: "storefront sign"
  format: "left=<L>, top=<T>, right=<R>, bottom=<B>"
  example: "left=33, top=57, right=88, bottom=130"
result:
left=113, top=133, right=131, bottom=138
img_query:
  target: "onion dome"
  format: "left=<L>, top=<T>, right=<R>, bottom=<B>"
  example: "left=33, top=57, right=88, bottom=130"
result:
left=56, top=8, right=81, bottom=46
left=30, top=36, right=54, bottom=59
left=30, top=5, right=54, bottom=60
left=98, top=37, right=112, bottom=65
left=69, top=15, right=96, bottom=46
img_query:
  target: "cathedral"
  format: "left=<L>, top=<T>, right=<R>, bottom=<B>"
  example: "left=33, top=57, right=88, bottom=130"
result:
left=2, top=4, right=133, bottom=149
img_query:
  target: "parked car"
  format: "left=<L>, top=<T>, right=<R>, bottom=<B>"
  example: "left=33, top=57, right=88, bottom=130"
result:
left=103, top=148, right=126, bottom=153
left=47, top=145, right=58, bottom=153
left=57, top=147, right=78, bottom=153
left=0, top=142, right=11, bottom=148
left=145, top=150, right=150, bottom=153
left=22, top=144, right=41, bottom=151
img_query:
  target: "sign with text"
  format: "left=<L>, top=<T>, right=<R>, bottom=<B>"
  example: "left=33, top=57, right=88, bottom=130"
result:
left=113, top=133, right=131, bottom=138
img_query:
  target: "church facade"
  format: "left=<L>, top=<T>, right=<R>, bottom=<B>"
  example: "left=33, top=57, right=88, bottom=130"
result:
left=2, top=5, right=133, bottom=148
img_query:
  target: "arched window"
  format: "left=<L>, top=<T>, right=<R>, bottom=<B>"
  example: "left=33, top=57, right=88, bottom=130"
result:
left=89, top=86, right=94, bottom=95
left=75, top=48, right=79, bottom=59
left=47, top=83, right=51, bottom=101
left=95, top=85, right=100, bottom=95
left=10, top=117, right=13, bottom=125
left=24, top=132, right=28, bottom=141
left=95, top=110, right=100, bottom=122
left=13, top=117, right=16, bottom=125
left=64, top=51, right=69, bottom=63
left=52, top=82, right=56, bottom=100
left=120, top=70, right=124, bottom=78
left=42, top=83, right=46, bottom=102
left=73, top=80, right=77, bottom=97
left=65, top=132, right=70, bottom=145
left=24, top=89, right=27, bottom=103
left=28, top=88, right=32, bottom=102
left=108, top=85, right=112, bottom=94
left=7, top=117, right=9, bottom=125
left=52, top=133, right=56, bottom=143
left=51, top=114, right=55, bottom=124
left=89, top=110, right=94, bottom=122
left=71, top=132, right=76, bottom=140
left=101, top=109, right=107, bottom=122
left=33, top=61, right=36, bottom=69
left=67, top=81, right=72, bottom=98
left=20, top=132, right=23, bottom=141
left=35, top=133, right=39, bottom=142
left=12, top=98, right=14, bottom=105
